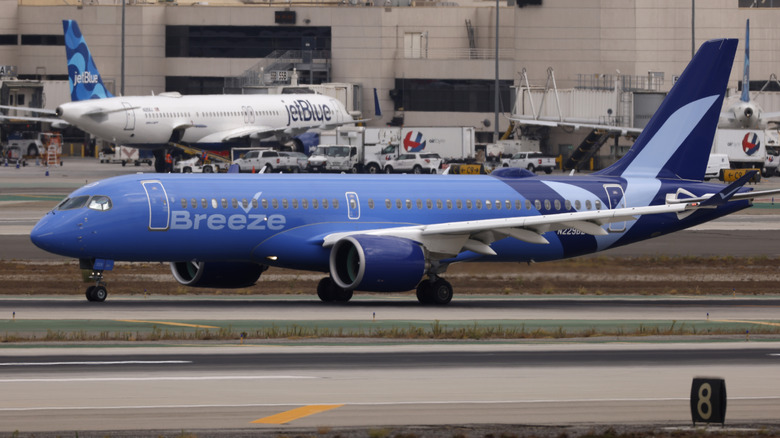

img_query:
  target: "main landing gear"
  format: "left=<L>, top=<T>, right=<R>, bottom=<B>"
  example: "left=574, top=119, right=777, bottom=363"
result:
left=416, top=276, right=453, bottom=305
left=85, top=269, right=108, bottom=302
left=315, top=276, right=454, bottom=305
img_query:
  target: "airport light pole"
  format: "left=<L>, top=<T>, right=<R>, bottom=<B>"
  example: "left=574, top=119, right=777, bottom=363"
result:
left=494, top=0, right=499, bottom=143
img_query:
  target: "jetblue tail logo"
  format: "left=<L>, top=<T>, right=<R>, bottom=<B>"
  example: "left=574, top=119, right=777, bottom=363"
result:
left=403, top=131, right=427, bottom=152
left=63, top=20, right=113, bottom=101
left=742, top=132, right=760, bottom=155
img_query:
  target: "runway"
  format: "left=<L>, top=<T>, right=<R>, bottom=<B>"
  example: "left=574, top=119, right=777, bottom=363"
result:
left=2, top=344, right=780, bottom=433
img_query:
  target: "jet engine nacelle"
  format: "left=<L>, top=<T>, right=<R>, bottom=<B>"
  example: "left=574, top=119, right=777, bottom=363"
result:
left=329, top=235, right=426, bottom=292
left=170, top=261, right=266, bottom=288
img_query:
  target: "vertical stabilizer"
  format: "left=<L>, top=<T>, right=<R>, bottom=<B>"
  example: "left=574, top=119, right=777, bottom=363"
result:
left=740, top=20, right=750, bottom=103
left=596, top=39, right=737, bottom=180
left=63, top=20, right=113, bottom=101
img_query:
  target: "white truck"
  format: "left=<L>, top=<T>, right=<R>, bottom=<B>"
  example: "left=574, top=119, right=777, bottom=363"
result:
left=711, top=129, right=766, bottom=172
left=6, top=132, right=62, bottom=157
left=174, top=156, right=231, bottom=173
left=316, top=126, right=402, bottom=173
left=501, top=151, right=557, bottom=174
left=399, top=127, right=476, bottom=161
left=232, top=149, right=300, bottom=173
left=99, top=145, right=152, bottom=167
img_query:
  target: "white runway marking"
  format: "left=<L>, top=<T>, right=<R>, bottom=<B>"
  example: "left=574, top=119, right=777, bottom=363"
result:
left=0, top=375, right=318, bottom=383
left=2, top=396, right=780, bottom=412
left=0, top=360, right=192, bottom=366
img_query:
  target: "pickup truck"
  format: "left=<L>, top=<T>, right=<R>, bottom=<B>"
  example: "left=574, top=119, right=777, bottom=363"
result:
left=501, top=152, right=556, bottom=174
left=233, top=149, right=300, bottom=173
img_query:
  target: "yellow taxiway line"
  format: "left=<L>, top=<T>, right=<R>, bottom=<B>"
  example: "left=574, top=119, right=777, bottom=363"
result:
left=251, top=404, right=344, bottom=424
left=116, top=319, right=220, bottom=329
left=716, top=319, right=780, bottom=328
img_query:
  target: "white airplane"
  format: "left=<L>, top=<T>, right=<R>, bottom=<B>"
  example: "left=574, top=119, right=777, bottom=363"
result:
left=718, top=20, right=780, bottom=130
left=0, top=20, right=358, bottom=168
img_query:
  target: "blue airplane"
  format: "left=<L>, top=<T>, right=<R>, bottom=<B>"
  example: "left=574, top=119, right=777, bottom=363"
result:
left=29, top=38, right=779, bottom=304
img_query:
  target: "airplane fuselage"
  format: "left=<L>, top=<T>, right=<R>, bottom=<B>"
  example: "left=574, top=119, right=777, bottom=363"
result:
left=55, top=93, right=349, bottom=150
left=31, top=173, right=750, bottom=273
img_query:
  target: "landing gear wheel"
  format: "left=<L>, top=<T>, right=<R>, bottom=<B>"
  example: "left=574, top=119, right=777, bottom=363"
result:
left=334, top=288, right=353, bottom=302
left=416, top=279, right=432, bottom=304
left=85, top=285, right=96, bottom=302
left=317, top=277, right=336, bottom=302
left=430, top=279, right=453, bottom=305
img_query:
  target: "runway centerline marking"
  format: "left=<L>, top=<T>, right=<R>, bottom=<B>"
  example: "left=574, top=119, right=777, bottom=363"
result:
left=251, top=404, right=344, bottom=424
left=116, top=319, right=220, bottom=329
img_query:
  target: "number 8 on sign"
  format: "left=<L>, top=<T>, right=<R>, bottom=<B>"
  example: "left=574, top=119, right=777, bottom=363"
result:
left=690, top=378, right=726, bottom=426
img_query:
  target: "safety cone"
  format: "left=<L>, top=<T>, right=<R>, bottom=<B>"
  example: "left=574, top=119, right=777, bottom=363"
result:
left=252, top=166, right=255, bottom=174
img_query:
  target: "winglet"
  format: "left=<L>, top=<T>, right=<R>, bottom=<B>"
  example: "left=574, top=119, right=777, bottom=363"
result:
left=63, top=20, right=114, bottom=101
left=697, top=170, right=756, bottom=208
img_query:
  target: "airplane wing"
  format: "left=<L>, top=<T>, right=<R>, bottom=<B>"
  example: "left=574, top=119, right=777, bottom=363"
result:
left=0, top=114, right=69, bottom=127
left=194, top=118, right=364, bottom=143
left=0, top=104, right=57, bottom=115
left=510, top=116, right=643, bottom=136
left=322, top=183, right=777, bottom=258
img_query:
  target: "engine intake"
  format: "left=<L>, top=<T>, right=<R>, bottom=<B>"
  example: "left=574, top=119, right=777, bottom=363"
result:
left=329, top=235, right=426, bottom=292
left=170, top=261, right=266, bottom=288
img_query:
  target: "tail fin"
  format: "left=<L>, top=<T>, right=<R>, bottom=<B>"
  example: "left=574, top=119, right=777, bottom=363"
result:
left=62, top=20, right=113, bottom=101
left=741, top=20, right=750, bottom=103
left=596, top=39, right=737, bottom=180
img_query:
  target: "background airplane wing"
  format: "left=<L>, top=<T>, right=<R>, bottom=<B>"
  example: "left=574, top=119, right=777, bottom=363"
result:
left=0, top=114, right=67, bottom=126
left=510, top=115, right=643, bottom=135
left=0, top=104, right=57, bottom=115
left=196, top=125, right=277, bottom=143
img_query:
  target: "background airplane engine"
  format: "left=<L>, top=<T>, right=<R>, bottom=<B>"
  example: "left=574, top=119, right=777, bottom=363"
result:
left=170, top=261, right=266, bottom=288
left=329, top=235, right=426, bottom=292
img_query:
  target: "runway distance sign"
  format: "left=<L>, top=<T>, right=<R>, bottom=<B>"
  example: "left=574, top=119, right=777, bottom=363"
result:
left=690, top=377, right=727, bottom=426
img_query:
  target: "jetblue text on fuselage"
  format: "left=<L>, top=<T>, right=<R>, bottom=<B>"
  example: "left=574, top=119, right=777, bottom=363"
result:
left=285, top=99, right=332, bottom=126
left=171, top=211, right=286, bottom=231
left=73, top=71, right=99, bottom=85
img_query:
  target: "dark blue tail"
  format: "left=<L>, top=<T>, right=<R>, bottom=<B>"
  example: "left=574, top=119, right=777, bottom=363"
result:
left=597, top=39, right=737, bottom=180
left=63, top=20, right=114, bottom=101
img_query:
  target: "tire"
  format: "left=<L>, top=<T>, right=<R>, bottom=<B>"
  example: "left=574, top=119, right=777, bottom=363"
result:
left=384, top=166, right=393, bottom=174
left=85, top=285, right=96, bottom=302
left=183, top=167, right=192, bottom=173
left=544, top=168, right=552, bottom=174
left=366, top=163, right=380, bottom=174
left=264, top=164, right=273, bottom=173
left=503, top=163, right=509, bottom=167
left=203, top=165, right=213, bottom=173
left=92, top=285, right=108, bottom=302
left=430, top=279, right=453, bottom=305
left=121, top=160, right=127, bottom=167
left=412, top=165, right=423, bottom=174
left=317, top=277, right=336, bottom=302
left=416, top=280, right=432, bottom=304
left=527, top=164, right=535, bottom=172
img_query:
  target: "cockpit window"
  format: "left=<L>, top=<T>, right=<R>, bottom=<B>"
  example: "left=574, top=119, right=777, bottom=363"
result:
left=88, top=195, right=113, bottom=211
left=56, top=195, right=90, bottom=211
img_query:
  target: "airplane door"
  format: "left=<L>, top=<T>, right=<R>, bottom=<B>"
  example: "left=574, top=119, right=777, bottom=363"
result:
left=142, top=181, right=170, bottom=231
left=603, top=184, right=626, bottom=233
left=345, top=192, right=360, bottom=220
left=122, top=102, right=135, bottom=131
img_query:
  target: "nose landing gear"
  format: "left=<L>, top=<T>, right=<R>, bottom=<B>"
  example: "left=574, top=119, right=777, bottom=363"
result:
left=80, top=258, right=113, bottom=302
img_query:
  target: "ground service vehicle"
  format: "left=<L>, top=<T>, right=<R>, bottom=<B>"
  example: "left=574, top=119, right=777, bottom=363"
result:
left=233, top=149, right=299, bottom=173
left=399, top=127, right=476, bottom=161
left=501, top=152, right=556, bottom=174
left=711, top=129, right=766, bottom=171
left=384, top=152, right=443, bottom=174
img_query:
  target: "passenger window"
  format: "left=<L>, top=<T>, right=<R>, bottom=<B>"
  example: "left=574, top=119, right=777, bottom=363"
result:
left=202, top=199, right=208, bottom=209
left=181, top=199, right=187, bottom=209
left=189, top=198, right=196, bottom=209
left=534, top=200, right=541, bottom=210
left=332, top=199, right=339, bottom=209
left=405, top=199, right=412, bottom=209
left=87, top=196, right=112, bottom=211
left=386, top=199, right=392, bottom=209
left=262, top=199, right=268, bottom=209
left=436, top=199, right=442, bottom=209
left=575, top=200, right=581, bottom=210
left=368, top=199, right=374, bottom=209
left=292, top=199, right=299, bottom=209
left=526, top=200, right=532, bottom=210
left=515, top=200, right=522, bottom=210
left=485, top=200, right=492, bottom=210
left=396, top=199, right=402, bottom=209
left=554, top=199, right=561, bottom=211
left=446, top=200, right=453, bottom=209
left=495, top=200, right=501, bottom=210
left=212, top=199, right=218, bottom=209
left=544, top=200, right=551, bottom=210
left=476, top=200, right=482, bottom=209
left=322, top=199, right=329, bottom=209
left=251, top=199, right=258, bottom=209
left=456, top=199, right=463, bottom=209
left=585, top=200, right=592, bottom=210
left=466, top=200, right=472, bottom=209
left=282, top=199, right=289, bottom=209
left=312, top=199, right=319, bottom=209
left=302, top=199, right=309, bottom=209
left=595, top=200, right=602, bottom=209
left=565, top=200, right=572, bottom=211
left=505, top=200, right=511, bottom=210
left=242, top=199, right=248, bottom=209
left=426, top=199, right=433, bottom=209
left=231, top=199, right=238, bottom=209
left=416, top=199, right=423, bottom=209
left=221, top=198, right=228, bottom=209
left=272, top=199, right=279, bottom=209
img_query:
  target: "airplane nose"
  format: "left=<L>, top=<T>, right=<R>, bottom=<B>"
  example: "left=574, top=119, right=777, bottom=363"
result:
left=30, top=215, right=57, bottom=252
left=29, top=213, right=80, bottom=257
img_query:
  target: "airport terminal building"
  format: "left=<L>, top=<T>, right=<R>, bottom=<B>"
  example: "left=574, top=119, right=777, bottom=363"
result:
left=1, top=0, right=779, bottom=154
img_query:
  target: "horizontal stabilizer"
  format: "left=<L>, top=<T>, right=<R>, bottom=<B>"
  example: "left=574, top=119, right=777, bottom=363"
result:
left=697, top=170, right=756, bottom=207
